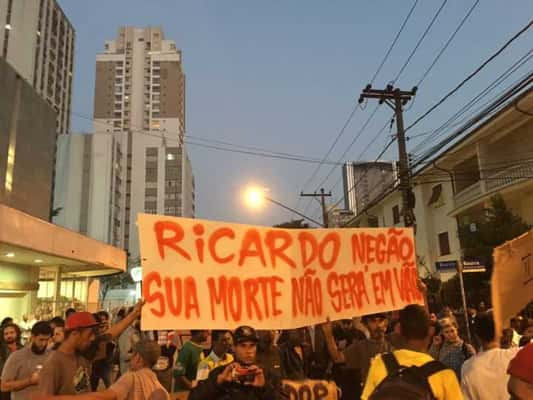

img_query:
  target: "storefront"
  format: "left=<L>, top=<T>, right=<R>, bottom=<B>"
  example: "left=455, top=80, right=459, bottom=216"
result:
left=0, top=204, right=126, bottom=322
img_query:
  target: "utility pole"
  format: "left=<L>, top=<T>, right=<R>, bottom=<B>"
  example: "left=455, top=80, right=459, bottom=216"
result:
left=300, top=188, right=332, bottom=227
left=359, top=84, right=417, bottom=227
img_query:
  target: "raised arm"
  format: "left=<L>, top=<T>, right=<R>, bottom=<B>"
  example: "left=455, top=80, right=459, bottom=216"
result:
left=106, top=300, right=144, bottom=340
left=320, top=320, right=345, bottom=364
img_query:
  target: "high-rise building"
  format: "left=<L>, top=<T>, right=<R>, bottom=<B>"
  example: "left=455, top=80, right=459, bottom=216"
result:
left=53, top=131, right=195, bottom=256
left=343, top=161, right=397, bottom=214
left=93, top=26, right=185, bottom=138
left=0, top=0, right=75, bottom=135
left=54, top=27, right=194, bottom=259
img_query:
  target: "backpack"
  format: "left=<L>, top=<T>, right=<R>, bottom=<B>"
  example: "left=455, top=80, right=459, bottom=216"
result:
left=369, top=352, right=447, bottom=400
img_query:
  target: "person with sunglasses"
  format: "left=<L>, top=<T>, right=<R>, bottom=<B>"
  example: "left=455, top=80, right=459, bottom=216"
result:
left=36, top=301, right=144, bottom=395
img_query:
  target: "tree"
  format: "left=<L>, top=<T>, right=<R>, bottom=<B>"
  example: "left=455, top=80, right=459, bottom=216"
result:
left=459, top=194, right=530, bottom=273
left=442, top=195, right=531, bottom=308
left=273, top=219, right=310, bottom=229
left=99, top=257, right=139, bottom=303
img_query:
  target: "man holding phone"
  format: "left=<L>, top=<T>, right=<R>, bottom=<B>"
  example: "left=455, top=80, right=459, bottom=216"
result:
left=189, top=326, right=283, bottom=400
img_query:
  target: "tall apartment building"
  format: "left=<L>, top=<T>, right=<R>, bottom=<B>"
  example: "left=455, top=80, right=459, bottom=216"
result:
left=54, top=27, right=194, bottom=259
left=0, top=0, right=75, bottom=135
left=93, top=26, right=185, bottom=137
left=343, top=161, right=397, bottom=214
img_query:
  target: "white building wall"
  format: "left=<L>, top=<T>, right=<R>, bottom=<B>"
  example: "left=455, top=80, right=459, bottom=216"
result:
left=53, top=134, right=84, bottom=230
left=0, top=0, right=39, bottom=82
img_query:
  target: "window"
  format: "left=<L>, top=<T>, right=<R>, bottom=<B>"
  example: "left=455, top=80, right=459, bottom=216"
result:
left=428, top=184, right=443, bottom=207
left=438, top=232, right=451, bottom=256
left=392, top=205, right=400, bottom=225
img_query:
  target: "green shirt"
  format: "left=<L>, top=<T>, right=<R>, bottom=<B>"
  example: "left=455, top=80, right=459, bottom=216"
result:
left=174, top=341, right=204, bottom=391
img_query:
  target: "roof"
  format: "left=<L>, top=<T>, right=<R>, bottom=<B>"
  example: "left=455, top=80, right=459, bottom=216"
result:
left=0, top=204, right=126, bottom=277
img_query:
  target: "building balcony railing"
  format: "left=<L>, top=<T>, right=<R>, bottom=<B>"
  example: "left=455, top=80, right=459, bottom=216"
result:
left=453, top=161, right=533, bottom=210
left=485, top=161, right=533, bottom=192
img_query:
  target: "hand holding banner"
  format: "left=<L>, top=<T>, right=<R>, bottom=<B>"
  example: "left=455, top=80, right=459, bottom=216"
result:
left=138, top=214, right=422, bottom=330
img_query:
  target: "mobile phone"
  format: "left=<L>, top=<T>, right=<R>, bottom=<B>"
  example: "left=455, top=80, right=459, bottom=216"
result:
left=233, top=365, right=257, bottom=384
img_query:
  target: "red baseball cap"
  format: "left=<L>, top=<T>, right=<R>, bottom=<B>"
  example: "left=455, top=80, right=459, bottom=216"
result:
left=508, top=343, right=533, bottom=384
left=65, top=312, right=99, bottom=331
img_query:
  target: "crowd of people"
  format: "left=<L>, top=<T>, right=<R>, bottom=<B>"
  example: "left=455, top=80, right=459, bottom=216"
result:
left=0, top=300, right=531, bottom=399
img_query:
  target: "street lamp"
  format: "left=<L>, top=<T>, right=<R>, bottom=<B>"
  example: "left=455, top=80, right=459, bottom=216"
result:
left=243, top=186, right=267, bottom=210
left=242, top=185, right=324, bottom=227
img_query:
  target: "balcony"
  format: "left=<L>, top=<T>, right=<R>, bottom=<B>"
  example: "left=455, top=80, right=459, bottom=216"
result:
left=453, top=161, right=533, bottom=211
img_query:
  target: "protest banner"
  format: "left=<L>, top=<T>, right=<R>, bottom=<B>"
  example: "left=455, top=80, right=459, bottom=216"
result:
left=492, top=229, right=533, bottom=333
left=138, top=214, right=423, bottom=330
left=282, top=380, right=339, bottom=400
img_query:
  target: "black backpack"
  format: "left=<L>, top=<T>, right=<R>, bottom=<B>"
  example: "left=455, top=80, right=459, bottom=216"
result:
left=369, top=352, right=447, bottom=400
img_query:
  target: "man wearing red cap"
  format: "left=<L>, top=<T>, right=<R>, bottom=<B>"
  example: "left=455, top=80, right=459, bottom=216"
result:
left=37, top=301, right=144, bottom=395
left=507, top=343, right=533, bottom=399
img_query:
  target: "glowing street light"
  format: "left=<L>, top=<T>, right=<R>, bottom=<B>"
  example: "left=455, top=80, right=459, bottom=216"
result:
left=243, top=186, right=267, bottom=210
left=242, top=184, right=324, bottom=227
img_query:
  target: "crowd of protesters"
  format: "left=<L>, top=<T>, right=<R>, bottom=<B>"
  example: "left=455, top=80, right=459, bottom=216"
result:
left=0, top=300, right=531, bottom=399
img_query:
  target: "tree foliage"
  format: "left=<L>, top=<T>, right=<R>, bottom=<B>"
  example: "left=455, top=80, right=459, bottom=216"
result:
left=99, top=257, right=139, bottom=301
left=458, top=194, right=530, bottom=272
left=442, top=195, right=530, bottom=308
left=273, top=219, right=310, bottom=229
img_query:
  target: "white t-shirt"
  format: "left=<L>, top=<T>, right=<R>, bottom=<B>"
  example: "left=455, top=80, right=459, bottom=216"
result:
left=110, top=368, right=170, bottom=400
left=461, top=347, right=520, bottom=400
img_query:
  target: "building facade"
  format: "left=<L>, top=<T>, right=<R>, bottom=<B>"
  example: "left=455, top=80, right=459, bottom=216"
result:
left=0, top=56, right=56, bottom=220
left=342, top=161, right=396, bottom=214
left=53, top=131, right=195, bottom=258
left=0, top=59, right=125, bottom=323
left=93, top=26, right=185, bottom=138
left=346, top=87, right=533, bottom=278
left=0, top=0, right=75, bottom=135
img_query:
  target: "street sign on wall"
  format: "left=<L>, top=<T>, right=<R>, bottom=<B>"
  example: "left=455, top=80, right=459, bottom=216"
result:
left=435, top=260, right=458, bottom=272
left=462, top=259, right=486, bottom=273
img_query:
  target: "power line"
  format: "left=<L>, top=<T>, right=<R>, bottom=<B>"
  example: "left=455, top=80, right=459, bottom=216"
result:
left=409, top=66, right=532, bottom=143
left=411, top=50, right=533, bottom=156
left=370, top=0, right=420, bottom=84
left=71, top=111, right=358, bottom=166
left=393, top=0, right=449, bottom=83
left=314, top=104, right=381, bottom=190
left=298, top=105, right=360, bottom=193
left=416, top=0, right=480, bottom=87
left=412, top=70, right=533, bottom=166
left=406, top=19, right=533, bottom=133
left=298, top=0, right=420, bottom=216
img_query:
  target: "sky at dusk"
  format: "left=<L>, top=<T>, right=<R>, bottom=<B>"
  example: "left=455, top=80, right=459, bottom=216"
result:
left=60, top=0, right=533, bottom=227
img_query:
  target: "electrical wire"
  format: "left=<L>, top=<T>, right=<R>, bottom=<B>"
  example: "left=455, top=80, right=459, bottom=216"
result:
left=412, top=71, right=533, bottom=167
left=405, top=19, right=533, bottom=133
left=298, top=0, right=420, bottom=216
left=393, top=0, right=449, bottom=83
left=370, top=0, right=420, bottom=84
left=416, top=0, right=480, bottom=87
left=411, top=50, right=533, bottom=155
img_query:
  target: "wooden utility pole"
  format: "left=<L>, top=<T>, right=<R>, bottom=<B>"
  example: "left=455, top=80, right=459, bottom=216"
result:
left=300, top=188, right=332, bottom=228
left=359, top=84, right=417, bottom=227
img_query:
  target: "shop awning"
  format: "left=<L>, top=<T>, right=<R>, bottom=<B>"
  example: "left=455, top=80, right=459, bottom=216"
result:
left=0, top=204, right=126, bottom=279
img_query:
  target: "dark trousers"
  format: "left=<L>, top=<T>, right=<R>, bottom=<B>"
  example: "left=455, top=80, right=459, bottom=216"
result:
left=91, top=365, right=112, bottom=391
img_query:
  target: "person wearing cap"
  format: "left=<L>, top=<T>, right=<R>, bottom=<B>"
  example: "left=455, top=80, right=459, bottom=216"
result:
left=36, top=300, right=144, bottom=395
left=1, top=321, right=52, bottom=400
left=507, top=343, right=533, bottom=399
left=35, top=339, right=170, bottom=400
left=189, top=326, right=281, bottom=400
